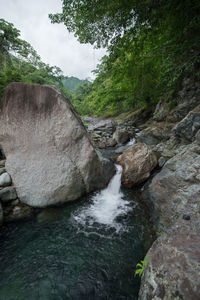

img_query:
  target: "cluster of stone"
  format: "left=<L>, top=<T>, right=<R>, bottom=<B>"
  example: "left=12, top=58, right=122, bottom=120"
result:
left=0, top=159, right=33, bottom=225
left=84, top=118, right=136, bottom=149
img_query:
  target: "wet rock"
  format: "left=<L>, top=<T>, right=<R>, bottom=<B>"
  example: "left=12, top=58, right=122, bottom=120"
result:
left=113, top=127, right=130, bottom=144
left=143, top=143, right=200, bottom=232
left=172, top=106, right=200, bottom=142
left=117, top=143, right=157, bottom=188
left=0, top=187, right=17, bottom=202
left=0, top=172, right=11, bottom=187
left=0, top=83, right=115, bottom=208
left=139, top=216, right=200, bottom=300
left=4, top=204, right=34, bottom=222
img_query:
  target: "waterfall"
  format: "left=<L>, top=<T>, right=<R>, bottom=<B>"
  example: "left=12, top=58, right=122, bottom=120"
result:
left=73, top=164, right=132, bottom=231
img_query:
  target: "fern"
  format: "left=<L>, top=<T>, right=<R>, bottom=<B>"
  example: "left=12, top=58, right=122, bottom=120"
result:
left=135, top=255, right=150, bottom=277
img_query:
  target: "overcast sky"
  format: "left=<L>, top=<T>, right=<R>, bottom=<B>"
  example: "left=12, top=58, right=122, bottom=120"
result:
left=0, top=0, right=106, bottom=79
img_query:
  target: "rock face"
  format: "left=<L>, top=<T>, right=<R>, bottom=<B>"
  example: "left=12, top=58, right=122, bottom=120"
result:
left=143, top=142, right=200, bottom=233
left=0, top=83, right=114, bottom=208
left=153, top=78, right=200, bottom=122
left=117, top=143, right=157, bottom=187
left=172, top=106, right=200, bottom=142
left=139, top=216, right=200, bottom=300
left=137, top=126, right=171, bottom=146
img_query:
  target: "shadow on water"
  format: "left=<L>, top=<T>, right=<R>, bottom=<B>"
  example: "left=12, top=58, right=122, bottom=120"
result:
left=0, top=166, right=154, bottom=300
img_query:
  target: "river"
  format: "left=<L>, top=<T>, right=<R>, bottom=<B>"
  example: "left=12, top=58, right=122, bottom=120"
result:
left=0, top=165, right=153, bottom=300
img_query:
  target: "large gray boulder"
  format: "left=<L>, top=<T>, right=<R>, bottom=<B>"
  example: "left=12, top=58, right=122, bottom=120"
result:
left=0, top=83, right=114, bottom=208
left=139, top=216, right=200, bottom=300
left=143, top=143, right=200, bottom=233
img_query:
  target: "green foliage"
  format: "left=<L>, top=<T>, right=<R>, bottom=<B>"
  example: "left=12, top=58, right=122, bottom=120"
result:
left=62, top=76, right=90, bottom=92
left=135, top=255, right=150, bottom=278
left=0, top=19, right=70, bottom=101
left=50, top=0, right=200, bottom=116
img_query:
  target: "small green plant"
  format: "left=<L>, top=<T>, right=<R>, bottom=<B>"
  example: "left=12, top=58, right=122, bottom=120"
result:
left=135, top=255, right=150, bottom=277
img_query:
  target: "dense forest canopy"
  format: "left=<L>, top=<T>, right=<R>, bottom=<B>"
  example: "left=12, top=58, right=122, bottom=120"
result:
left=50, top=0, right=200, bottom=116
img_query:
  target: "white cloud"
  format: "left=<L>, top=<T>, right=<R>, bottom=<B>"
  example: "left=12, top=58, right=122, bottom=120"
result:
left=0, top=0, right=106, bottom=79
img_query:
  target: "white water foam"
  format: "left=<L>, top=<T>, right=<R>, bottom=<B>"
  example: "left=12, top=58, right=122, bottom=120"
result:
left=73, top=165, right=132, bottom=232
left=126, top=137, right=136, bottom=147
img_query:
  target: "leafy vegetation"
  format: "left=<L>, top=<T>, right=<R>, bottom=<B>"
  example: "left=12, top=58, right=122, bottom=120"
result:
left=50, top=0, right=200, bottom=116
left=0, top=18, right=68, bottom=100
left=62, top=76, right=90, bottom=92
left=135, top=255, right=150, bottom=277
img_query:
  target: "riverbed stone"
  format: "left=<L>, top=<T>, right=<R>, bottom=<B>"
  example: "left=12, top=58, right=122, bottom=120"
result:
left=0, top=83, right=115, bottom=208
left=117, top=143, right=157, bottom=188
left=0, top=172, right=11, bottom=187
left=113, top=127, right=130, bottom=144
left=0, top=187, right=17, bottom=203
left=139, top=216, right=200, bottom=300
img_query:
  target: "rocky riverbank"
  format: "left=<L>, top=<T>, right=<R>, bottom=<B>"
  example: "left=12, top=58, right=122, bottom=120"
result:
left=0, top=80, right=199, bottom=299
left=82, top=79, right=200, bottom=299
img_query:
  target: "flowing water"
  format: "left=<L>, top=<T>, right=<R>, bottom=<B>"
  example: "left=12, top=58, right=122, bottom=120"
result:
left=0, top=165, right=153, bottom=300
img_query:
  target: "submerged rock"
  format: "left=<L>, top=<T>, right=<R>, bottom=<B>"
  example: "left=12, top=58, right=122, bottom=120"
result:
left=0, top=83, right=114, bottom=208
left=139, top=216, right=200, bottom=300
left=4, top=204, right=34, bottom=222
left=117, top=143, right=157, bottom=188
